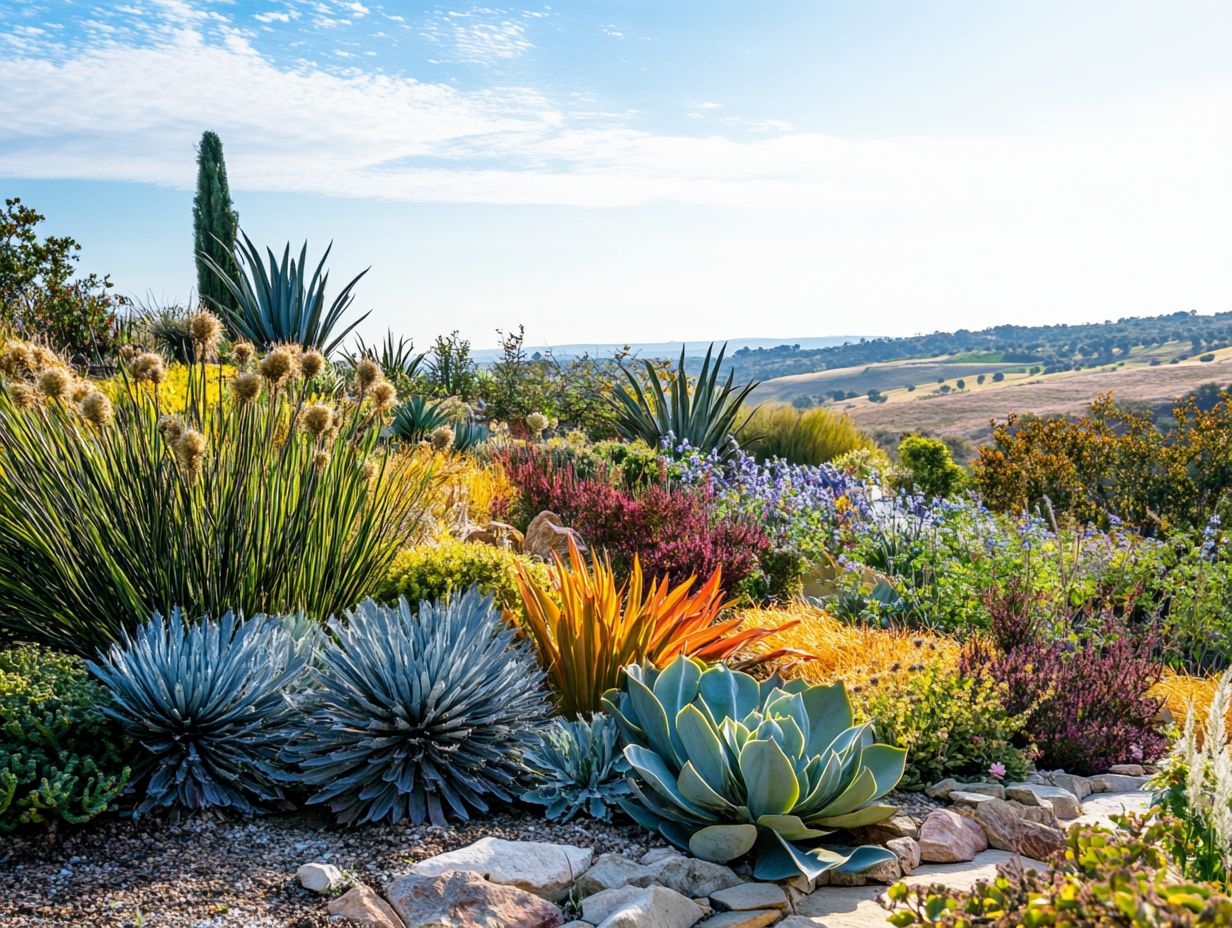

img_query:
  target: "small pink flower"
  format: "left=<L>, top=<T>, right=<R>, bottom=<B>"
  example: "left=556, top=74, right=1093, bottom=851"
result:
left=989, top=762, right=1007, bottom=780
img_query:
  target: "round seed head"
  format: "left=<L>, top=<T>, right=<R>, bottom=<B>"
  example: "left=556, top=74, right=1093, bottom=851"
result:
left=37, top=367, right=72, bottom=400
left=354, top=358, right=381, bottom=391
left=300, top=349, right=326, bottom=380
left=80, top=390, right=114, bottom=427
left=301, top=403, right=335, bottom=438
left=370, top=380, right=397, bottom=411
left=188, top=311, right=224, bottom=357
left=232, top=372, right=262, bottom=403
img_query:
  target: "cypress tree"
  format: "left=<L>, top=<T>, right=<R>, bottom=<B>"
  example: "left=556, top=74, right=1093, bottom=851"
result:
left=192, top=131, right=239, bottom=314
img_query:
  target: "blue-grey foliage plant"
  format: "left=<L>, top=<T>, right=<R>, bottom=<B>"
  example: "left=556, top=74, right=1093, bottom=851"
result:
left=202, top=230, right=370, bottom=354
left=289, top=590, right=550, bottom=826
left=521, top=713, right=632, bottom=823
left=89, top=609, right=310, bottom=816
left=602, top=655, right=906, bottom=882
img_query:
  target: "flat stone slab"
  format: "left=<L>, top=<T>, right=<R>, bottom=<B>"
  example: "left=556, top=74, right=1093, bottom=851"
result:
left=1075, top=790, right=1152, bottom=826
left=710, top=882, right=789, bottom=912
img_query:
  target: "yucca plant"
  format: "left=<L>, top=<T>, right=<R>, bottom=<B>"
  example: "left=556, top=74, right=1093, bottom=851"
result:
left=202, top=231, right=370, bottom=354
left=290, top=591, right=550, bottom=826
left=612, top=343, right=758, bottom=456
left=521, top=713, right=631, bottom=823
left=0, top=329, right=428, bottom=656
left=511, top=538, right=789, bottom=718
left=603, top=655, right=906, bottom=881
left=346, top=330, right=426, bottom=387
left=89, top=609, right=309, bottom=815
left=391, top=394, right=453, bottom=444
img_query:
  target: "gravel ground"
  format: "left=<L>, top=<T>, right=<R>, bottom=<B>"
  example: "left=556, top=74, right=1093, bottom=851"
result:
left=1, top=810, right=659, bottom=928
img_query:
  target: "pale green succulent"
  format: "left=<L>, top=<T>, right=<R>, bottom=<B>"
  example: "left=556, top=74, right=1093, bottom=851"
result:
left=602, top=655, right=906, bottom=882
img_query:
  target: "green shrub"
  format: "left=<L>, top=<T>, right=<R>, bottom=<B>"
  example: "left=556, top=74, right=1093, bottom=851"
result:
left=520, top=714, right=631, bottom=823
left=859, top=665, right=1031, bottom=792
left=894, top=435, right=967, bottom=499
left=882, top=815, right=1232, bottom=926
left=0, top=336, right=428, bottom=656
left=0, top=645, right=129, bottom=831
left=375, top=540, right=550, bottom=615
left=746, top=403, right=875, bottom=466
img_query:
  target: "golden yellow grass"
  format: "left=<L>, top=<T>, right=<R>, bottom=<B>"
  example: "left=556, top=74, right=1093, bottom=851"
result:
left=735, top=602, right=959, bottom=690
left=1152, top=670, right=1232, bottom=733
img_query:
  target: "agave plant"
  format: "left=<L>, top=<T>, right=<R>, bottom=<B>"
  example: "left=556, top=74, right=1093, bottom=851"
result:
left=89, top=609, right=309, bottom=816
left=345, top=330, right=427, bottom=386
left=612, top=343, right=758, bottom=457
left=513, top=538, right=788, bottom=719
left=602, top=655, right=906, bottom=881
left=391, top=395, right=453, bottom=444
left=451, top=417, right=490, bottom=453
left=202, top=231, right=370, bottom=354
left=520, top=714, right=631, bottom=823
left=290, top=591, right=550, bottom=826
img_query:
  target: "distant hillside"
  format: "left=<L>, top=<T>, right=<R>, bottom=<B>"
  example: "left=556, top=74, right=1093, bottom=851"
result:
left=728, top=310, right=1232, bottom=382
left=472, top=335, right=861, bottom=363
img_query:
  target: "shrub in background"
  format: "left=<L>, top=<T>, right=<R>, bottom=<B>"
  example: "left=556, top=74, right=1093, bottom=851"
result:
left=0, top=645, right=129, bottom=832
left=0, top=332, right=427, bottom=655
left=893, top=435, right=967, bottom=500
left=291, top=592, right=549, bottom=826
left=961, top=586, right=1168, bottom=774
left=376, top=540, right=549, bottom=616
left=391, top=394, right=453, bottom=444
left=520, top=714, right=631, bottom=823
left=745, top=403, right=875, bottom=466
left=89, top=609, right=309, bottom=816
left=860, top=665, right=1032, bottom=792
left=604, top=656, right=906, bottom=881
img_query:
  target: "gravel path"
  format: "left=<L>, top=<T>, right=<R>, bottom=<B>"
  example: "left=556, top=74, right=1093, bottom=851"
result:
left=1, top=810, right=658, bottom=928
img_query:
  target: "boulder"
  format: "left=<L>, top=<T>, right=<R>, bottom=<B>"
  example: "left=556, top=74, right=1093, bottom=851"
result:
left=862, top=814, right=920, bottom=843
left=327, top=883, right=406, bottom=928
left=585, top=885, right=703, bottom=928
left=887, top=837, right=921, bottom=875
left=956, top=782, right=1006, bottom=799
left=709, top=883, right=788, bottom=912
left=640, top=848, right=683, bottom=866
left=696, top=912, right=781, bottom=928
left=1005, top=784, right=1081, bottom=820
left=925, top=778, right=959, bottom=799
left=1090, top=773, right=1150, bottom=793
left=829, top=856, right=901, bottom=886
left=460, top=520, right=524, bottom=551
left=1108, top=764, right=1145, bottom=777
left=297, top=862, right=345, bottom=895
left=524, top=512, right=585, bottom=562
left=1049, top=773, right=1092, bottom=801
left=387, top=871, right=563, bottom=928
left=409, top=837, right=592, bottom=902
left=575, top=853, right=655, bottom=897
left=645, top=856, right=743, bottom=897
left=949, top=791, right=999, bottom=808
left=1018, top=820, right=1068, bottom=861
left=918, top=809, right=988, bottom=863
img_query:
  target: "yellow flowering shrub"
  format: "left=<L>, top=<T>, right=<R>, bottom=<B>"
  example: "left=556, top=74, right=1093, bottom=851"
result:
left=98, top=362, right=236, bottom=408
left=375, top=539, right=549, bottom=615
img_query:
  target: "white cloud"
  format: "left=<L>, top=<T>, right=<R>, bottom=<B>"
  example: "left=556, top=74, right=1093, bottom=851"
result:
left=421, top=7, right=534, bottom=63
left=254, top=10, right=300, bottom=24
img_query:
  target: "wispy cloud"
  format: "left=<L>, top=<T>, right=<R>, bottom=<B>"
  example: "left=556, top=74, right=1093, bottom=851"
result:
left=421, top=6, right=536, bottom=64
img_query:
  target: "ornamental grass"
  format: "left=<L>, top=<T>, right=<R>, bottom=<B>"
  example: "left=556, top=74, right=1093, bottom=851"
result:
left=0, top=322, right=429, bottom=656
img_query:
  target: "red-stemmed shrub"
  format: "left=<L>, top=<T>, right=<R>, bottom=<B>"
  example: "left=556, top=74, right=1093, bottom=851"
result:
left=960, top=584, right=1168, bottom=775
left=500, top=446, right=768, bottom=591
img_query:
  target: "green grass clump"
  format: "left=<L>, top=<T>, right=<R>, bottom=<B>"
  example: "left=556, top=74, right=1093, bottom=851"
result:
left=745, top=403, right=875, bottom=466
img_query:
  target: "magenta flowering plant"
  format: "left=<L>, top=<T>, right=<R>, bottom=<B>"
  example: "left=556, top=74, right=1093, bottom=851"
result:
left=989, top=761, right=1007, bottom=780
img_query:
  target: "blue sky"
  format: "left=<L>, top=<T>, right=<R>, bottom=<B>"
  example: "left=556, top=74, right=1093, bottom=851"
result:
left=2, top=1, right=1231, bottom=350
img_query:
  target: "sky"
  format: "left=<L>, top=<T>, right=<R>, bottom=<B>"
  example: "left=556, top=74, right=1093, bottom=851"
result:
left=2, top=1, right=1231, bottom=350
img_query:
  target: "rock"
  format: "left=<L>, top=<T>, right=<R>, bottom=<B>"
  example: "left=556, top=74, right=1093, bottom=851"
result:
left=586, top=885, right=703, bottom=928
left=693, top=898, right=714, bottom=918
left=646, top=856, right=742, bottom=897
left=575, top=853, right=655, bottom=897
left=1021, top=805, right=1061, bottom=828
left=387, top=871, right=563, bottom=928
left=709, top=883, right=788, bottom=912
left=1108, top=764, right=1145, bottom=777
left=956, top=782, right=1006, bottom=799
left=640, top=848, right=683, bottom=866
left=865, top=814, right=920, bottom=842
left=829, top=856, right=901, bottom=886
left=1018, top=820, right=1068, bottom=861
left=327, top=883, right=406, bottom=928
left=562, top=923, right=592, bottom=928
left=1005, top=784, right=1081, bottom=820
left=918, top=809, right=989, bottom=863
left=1090, top=773, right=1150, bottom=793
left=409, top=837, right=592, bottom=902
left=523, top=511, right=585, bottom=562
left=460, top=520, right=524, bottom=551
left=949, top=791, right=999, bottom=807
left=297, top=862, right=345, bottom=895
left=1049, top=773, right=1092, bottom=800
left=696, top=913, right=781, bottom=928
left=925, top=778, right=959, bottom=799
left=886, top=837, right=921, bottom=875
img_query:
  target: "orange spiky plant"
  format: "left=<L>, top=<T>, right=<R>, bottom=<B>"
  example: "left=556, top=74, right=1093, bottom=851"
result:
left=511, top=537, right=791, bottom=718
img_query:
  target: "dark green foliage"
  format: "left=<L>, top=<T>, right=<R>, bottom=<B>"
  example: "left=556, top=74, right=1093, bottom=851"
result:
left=89, top=609, right=309, bottom=816
left=451, top=418, right=490, bottom=452
left=346, top=330, right=425, bottom=394
left=290, top=591, right=550, bottom=826
left=203, top=232, right=371, bottom=354
left=612, top=342, right=758, bottom=456
left=0, top=197, right=122, bottom=359
left=391, top=395, right=452, bottom=443
left=0, top=645, right=128, bottom=832
left=520, top=714, right=632, bottom=823
left=192, top=131, right=240, bottom=318
left=427, top=330, right=478, bottom=399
